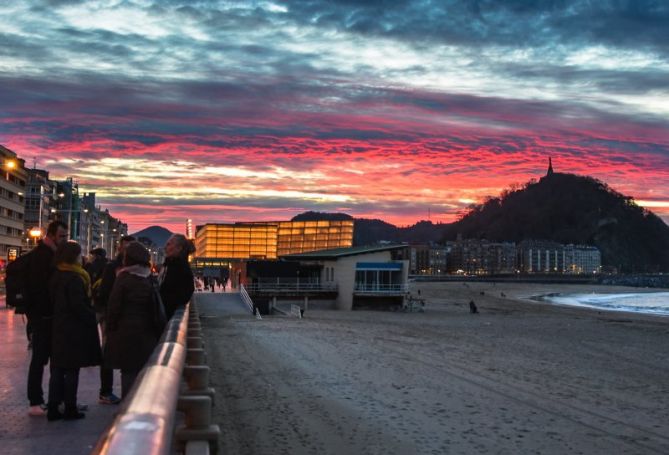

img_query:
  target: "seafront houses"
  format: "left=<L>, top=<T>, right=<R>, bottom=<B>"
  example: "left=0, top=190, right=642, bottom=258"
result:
left=517, top=240, right=601, bottom=274
left=237, top=244, right=410, bottom=313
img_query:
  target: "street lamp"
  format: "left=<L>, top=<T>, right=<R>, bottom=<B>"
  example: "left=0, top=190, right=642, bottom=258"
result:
left=50, top=208, right=89, bottom=240
left=4, top=159, right=16, bottom=180
left=29, top=227, right=42, bottom=246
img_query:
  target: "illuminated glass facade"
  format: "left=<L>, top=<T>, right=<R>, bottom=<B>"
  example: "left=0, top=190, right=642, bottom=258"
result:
left=195, top=220, right=354, bottom=260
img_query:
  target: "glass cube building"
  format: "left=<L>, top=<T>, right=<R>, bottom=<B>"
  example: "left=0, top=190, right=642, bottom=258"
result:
left=194, top=220, right=354, bottom=260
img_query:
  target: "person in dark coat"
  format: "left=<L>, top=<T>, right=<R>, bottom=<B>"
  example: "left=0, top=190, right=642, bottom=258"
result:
left=104, top=242, right=162, bottom=398
left=25, top=220, right=69, bottom=416
left=159, top=234, right=195, bottom=319
left=84, top=247, right=107, bottom=284
left=94, top=236, right=134, bottom=405
left=47, top=241, right=101, bottom=421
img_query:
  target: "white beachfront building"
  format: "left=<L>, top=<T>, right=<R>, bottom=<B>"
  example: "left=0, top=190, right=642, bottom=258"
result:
left=280, top=244, right=410, bottom=310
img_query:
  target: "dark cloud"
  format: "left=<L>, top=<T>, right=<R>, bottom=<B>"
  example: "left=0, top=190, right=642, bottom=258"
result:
left=0, top=33, right=53, bottom=59
left=502, top=64, right=669, bottom=95
left=279, top=0, right=669, bottom=56
left=2, top=67, right=667, bottom=152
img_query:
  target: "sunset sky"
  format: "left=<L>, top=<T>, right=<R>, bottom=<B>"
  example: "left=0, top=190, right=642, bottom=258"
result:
left=1, top=1, right=668, bottom=233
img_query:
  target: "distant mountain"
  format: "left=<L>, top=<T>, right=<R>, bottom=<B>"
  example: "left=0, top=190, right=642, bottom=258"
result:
left=443, top=172, right=669, bottom=272
left=353, top=219, right=449, bottom=245
left=131, top=226, right=174, bottom=248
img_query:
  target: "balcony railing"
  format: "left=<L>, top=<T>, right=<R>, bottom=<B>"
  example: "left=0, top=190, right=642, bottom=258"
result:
left=245, top=281, right=338, bottom=293
left=354, top=283, right=408, bottom=294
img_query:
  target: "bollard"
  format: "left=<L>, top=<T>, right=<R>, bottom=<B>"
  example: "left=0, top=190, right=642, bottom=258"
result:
left=176, top=396, right=220, bottom=454
left=186, top=348, right=206, bottom=365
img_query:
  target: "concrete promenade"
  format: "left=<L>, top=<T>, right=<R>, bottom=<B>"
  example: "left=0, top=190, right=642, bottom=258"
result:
left=0, top=297, right=117, bottom=455
left=0, top=290, right=247, bottom=455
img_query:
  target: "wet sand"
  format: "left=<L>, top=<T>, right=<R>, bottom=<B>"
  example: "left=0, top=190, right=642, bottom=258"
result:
left=201, top=282, right=669, bottom=455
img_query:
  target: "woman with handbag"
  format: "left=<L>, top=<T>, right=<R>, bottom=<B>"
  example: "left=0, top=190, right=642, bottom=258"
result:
left=48, top=241, right=101, bottom=421
left=104, top=241, right=165, bottom=398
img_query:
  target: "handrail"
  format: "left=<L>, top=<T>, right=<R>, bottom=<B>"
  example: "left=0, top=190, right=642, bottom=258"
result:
left=354, top=284, right=408, bottom=292
left=245, top=283, right=338, bottom=292
left=239, top=284, right=254, bottom=313
left=91, top=302, right=190, bottom=455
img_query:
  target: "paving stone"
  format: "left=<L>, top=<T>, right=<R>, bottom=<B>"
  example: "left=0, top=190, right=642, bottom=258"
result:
left=0, top=300, right=118, bottom=455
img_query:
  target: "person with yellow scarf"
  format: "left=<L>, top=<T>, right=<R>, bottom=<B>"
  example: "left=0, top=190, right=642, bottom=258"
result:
left=46, top=241, right=101, bottom=421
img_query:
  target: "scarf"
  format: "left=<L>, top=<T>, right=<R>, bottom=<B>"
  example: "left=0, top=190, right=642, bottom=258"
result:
left=118, top=264, right=151, bottom=278
left=57, top=263, right=92, bottom=298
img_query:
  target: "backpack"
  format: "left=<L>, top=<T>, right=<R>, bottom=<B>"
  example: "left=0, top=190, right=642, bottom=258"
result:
left=4, top=251, right=32, bottom=314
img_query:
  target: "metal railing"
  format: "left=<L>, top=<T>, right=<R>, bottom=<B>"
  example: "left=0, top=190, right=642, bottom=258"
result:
left=239, top=284, right=254, bottom=313
left=354, top=283, right=408, bottom=293
left=91, top=303, right=190, bottom=455
left=245, top=282, right=338, bottom=292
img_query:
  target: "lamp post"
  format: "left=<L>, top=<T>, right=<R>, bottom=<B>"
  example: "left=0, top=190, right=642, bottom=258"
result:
left=29, top=227, right=42, bottom=246
left=101, top=220, right=106, bottom=252
left=4, top=159, right=16, bottom=180
left=50, top=208, right=89, bottom=240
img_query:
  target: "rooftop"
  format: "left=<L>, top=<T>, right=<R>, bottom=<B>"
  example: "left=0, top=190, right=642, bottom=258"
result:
left=281, top=244, right=406, bottom=260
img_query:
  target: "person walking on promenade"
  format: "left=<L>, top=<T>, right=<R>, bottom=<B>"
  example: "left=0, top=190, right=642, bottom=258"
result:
left=25, top=220, right=68, bottom=416
left=159, top=234, right=195, bottom=319
left=104, top=242, right=163, bottom=398
left=94, top=236, right=135, bottom=405
left=47, top=241, right=101, bottom=421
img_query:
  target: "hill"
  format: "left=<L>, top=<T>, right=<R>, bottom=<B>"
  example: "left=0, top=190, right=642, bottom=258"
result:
left=443, top=172, right=669, bottom=272
left=131, top=225, right=173, bottom=248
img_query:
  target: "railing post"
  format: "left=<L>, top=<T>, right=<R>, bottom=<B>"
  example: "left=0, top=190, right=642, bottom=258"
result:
left=188, top=336, right=204, bottom=349
left=182, top=365, right=216, bottom=403
left=177, top=299, right=221, bottom=454
left=175, top=396, right=220, bottom=454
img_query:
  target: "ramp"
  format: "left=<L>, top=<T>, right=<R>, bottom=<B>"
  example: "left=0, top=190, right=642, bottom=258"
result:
left=193, top=292, right=251, bottom=317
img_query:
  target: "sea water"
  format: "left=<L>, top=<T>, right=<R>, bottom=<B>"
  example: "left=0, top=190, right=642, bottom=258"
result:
left=542, top=292, right=669, bottom=316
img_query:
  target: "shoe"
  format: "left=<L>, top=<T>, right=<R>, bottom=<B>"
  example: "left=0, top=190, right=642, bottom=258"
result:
left=63, top=410, right=86, bottom=420
left=47, top=409, right=63, bottom=421
left=28, top=404, right=47, bottom=416
left=57, top=403, right=88, bottom=412
left=98, top=393, right=121, bottom=405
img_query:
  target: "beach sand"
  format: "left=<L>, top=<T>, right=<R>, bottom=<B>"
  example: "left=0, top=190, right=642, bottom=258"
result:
left=200, top=282, right=669, bottom=454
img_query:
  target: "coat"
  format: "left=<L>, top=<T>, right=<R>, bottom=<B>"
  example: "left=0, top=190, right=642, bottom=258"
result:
left=49, top=270, right=102, bottom=369
left=159, top=256, right=194, bottom=319
left=84, top=256, right=108, bottom=284
left=95, top=256, right=122, bottom=314
left=104, top=269, right=161, bottom=371
left=25, top=241, right=56, bottom=322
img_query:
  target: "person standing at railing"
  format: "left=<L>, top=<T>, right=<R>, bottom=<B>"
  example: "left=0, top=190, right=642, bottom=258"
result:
left=47, top=241, right=101, bottom=421
left=159, top=234, right=195, bottom=319
left=104, top=242, right=162, bottom=398
left=94, top=235, right=135, bottom=405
